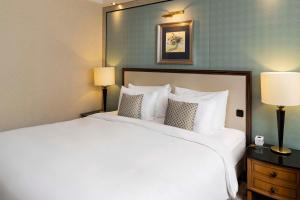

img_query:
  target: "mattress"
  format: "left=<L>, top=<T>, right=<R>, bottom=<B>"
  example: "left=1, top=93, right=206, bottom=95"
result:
left=110, top=111, right=246, bottom=166
left=206, top=128, right=246, bottom=166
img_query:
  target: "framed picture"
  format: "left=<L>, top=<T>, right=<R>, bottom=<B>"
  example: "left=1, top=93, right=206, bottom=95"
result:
left=157, top=20, right=193, bottom=64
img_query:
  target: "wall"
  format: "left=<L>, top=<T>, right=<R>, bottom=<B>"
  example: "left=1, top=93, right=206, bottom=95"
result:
left=106, top=0, right=300, bottom=149
left=0, top=0, right=103, bottom=131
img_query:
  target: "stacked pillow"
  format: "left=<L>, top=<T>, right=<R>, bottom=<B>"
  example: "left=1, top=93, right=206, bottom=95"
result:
left=117, top=84, right=229, bottom=133
left=118, top=84, right=171, bottom=120
left=164, top=98, right=198, bottom=131
left=128, top=84, right=171, bottom=119
left=118, top=94, right=143, bottom=119
left=174, top=87, right=229, bottom=131
left=167, top=93, right=217, bottom=132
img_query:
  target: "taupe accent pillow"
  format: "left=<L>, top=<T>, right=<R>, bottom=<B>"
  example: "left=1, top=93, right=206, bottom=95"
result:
left=118, top=93, right=143, bottom=119
left=164, top=99, right=198, bottom=131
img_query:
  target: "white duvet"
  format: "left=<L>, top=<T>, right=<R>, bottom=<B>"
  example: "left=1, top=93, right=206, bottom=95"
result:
left=0, top=113, right=238, bottom=200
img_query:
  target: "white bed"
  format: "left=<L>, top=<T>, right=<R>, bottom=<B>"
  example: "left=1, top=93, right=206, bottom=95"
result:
left=0, top=68, right=251, bottom=200
left=0, top=112, right=243, bottom=200
left=109, top=111, right=246, bottom=168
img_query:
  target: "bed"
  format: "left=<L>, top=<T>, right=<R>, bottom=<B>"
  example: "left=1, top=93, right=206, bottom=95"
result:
left=0, top=68, right=252, bottom=200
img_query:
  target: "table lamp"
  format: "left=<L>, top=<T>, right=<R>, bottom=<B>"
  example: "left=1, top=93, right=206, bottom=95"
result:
left=261, top=72, right=300, bottom=155
left=94, top=67, right=115, bottom=112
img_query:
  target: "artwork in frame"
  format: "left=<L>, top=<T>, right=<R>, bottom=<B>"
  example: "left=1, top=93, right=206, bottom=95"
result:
left=157, top=20, right=193, bottom=64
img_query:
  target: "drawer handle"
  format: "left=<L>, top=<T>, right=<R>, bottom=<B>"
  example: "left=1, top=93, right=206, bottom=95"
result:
left=270, top=171, right=277, bottom=178
left=270, top=187, right=277, bottom=194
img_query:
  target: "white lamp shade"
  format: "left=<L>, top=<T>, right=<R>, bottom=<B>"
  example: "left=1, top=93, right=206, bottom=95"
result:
left=261, top=72, right=300, bottom=106
left=94, top=67, right=115, bottom=86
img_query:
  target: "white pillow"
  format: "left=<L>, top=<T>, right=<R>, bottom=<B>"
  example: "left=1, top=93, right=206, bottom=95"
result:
left=168, top=94, right=217, bottom=133
left=175, top=87, right=229, bottom=129
left=128, top=84, right=171, bottom=118
left=119, top=86, right=158, bottom=121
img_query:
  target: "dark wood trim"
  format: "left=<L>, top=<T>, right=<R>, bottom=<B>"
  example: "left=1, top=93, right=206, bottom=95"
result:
left=246, top=71, right=252, bottom=145
left=122, top=67, right=252, bottom=76
left=122, top=67, right=252, bottom=145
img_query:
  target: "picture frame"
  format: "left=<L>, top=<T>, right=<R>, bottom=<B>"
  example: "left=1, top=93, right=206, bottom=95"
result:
left=157, top=20, right=193, bottom=64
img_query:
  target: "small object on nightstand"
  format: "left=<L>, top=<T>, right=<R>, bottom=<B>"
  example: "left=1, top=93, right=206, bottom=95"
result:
left=255, top=136, right=264, bottom=146
left=247, top=144, right=300, bottom=200
left=80, top=110, right=102, bottom=118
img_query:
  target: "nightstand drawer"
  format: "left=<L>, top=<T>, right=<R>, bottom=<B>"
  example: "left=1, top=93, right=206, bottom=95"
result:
left=247, top=146, right=300, bottom=200
left=252, top=160, right=298, bottom=186
left=253, top=178, right=297, bottom=199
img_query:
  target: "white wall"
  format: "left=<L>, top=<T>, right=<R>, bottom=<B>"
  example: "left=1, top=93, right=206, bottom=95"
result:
left=0, top=0, right=103, bottom=131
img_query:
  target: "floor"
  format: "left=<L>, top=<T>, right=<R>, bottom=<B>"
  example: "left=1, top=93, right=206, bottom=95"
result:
left=237, top=182, right=247, bottom=200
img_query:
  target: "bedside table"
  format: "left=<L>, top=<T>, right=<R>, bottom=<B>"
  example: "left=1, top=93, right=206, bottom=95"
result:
left=247, top=144, right=300, bottom=200
left=80, top=110, right=102, bottom=118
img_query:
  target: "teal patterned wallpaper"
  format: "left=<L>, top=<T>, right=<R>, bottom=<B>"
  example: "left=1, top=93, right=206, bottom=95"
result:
left=106, top=0, right=300, bottom=149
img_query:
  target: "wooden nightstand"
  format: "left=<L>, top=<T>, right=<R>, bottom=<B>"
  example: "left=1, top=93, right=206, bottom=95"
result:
left=247, top=144, right=300, bottom=200
left=80, top=110, right=102, bottom=118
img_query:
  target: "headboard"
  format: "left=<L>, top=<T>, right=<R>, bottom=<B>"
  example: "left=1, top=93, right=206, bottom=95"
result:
left=122, top=68, right=252, bottom=145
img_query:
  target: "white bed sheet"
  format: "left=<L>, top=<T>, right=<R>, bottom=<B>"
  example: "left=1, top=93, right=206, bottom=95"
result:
left=111, top=111, right=246, bottom=166
left=205, top=128, right=246, bottom=166
left=0, top=112, right=240, bottom=200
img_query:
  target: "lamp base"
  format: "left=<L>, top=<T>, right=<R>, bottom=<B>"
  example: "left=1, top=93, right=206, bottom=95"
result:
left=271, top=146, right=292, bottom=155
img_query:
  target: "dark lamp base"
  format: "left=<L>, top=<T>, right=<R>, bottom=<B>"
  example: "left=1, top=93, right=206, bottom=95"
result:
left=271, top=146, right=292, bottom=155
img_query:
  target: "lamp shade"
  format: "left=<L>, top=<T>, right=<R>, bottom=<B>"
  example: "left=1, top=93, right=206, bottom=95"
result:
left=94, top=67, right=115, bottom=87
left=261, top=72, right=300, bottom=106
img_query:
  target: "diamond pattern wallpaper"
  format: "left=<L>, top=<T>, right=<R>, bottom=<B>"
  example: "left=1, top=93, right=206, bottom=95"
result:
left=106, top=0, right=300, bottom=149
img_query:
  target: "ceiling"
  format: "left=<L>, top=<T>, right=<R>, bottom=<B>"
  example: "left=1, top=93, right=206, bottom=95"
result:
left=92, top=0, right=132, bottom=6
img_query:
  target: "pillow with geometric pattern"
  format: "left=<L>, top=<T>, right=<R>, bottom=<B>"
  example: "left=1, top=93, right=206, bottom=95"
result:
left=164, top=98, right=198, bottom=131
left=175, top=87, right=228, bottom=129
left=118, top=86, right=158, bottom=120
left=168, top=93, right=217, bottom=133
left=118, top=93, right=143, bottom=119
